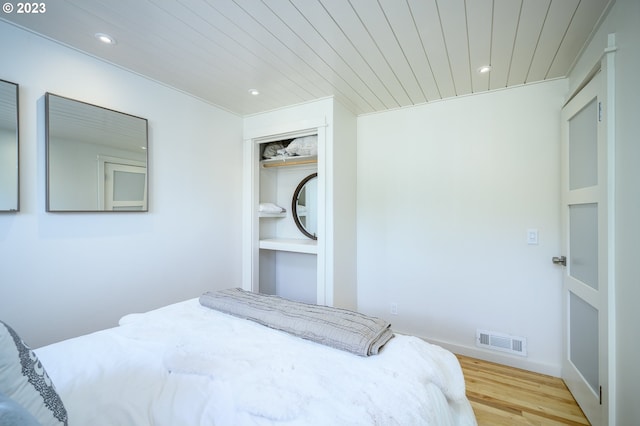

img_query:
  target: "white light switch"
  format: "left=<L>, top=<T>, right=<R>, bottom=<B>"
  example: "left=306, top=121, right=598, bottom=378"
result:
left=527, top=229, right=539, bottom=245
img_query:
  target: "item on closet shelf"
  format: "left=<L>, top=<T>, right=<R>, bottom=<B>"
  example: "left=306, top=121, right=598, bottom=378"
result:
left=285, top=135, right=318, bottom=157
left=261, top=141, right=288, bottom=159
left=258, top=202, right=286, bottom=213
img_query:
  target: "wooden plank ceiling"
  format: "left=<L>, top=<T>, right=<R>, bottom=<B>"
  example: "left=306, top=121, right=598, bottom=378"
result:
left=1, top=0, right=611, bottom=116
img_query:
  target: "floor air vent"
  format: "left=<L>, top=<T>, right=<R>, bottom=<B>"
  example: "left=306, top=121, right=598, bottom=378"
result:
left=476, top=329, right=527, bottom=357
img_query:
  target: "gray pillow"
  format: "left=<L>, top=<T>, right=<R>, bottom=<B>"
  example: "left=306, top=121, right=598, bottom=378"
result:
left=0, top=321, right=67, bottom=426
left=0, top=392, right=40, bottom=426
left=262, top=141, right=287, bottom=159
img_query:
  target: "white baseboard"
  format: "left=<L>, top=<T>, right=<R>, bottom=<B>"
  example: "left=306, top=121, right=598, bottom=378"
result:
left=422, top=336, right=562, bottom=377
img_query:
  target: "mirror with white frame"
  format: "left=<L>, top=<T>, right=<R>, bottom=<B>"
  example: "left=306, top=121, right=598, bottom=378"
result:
left=45, top=93, right=148, bottom=212
left=0, top=79, right=19, bottom=212
left=292, top=173, right=318, bottom=240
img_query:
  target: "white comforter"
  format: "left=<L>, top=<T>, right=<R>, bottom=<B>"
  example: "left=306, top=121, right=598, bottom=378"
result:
left=36, top=299, right=477, bottom=425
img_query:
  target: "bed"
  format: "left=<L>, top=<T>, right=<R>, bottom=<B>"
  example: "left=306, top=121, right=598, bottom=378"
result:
left=2, top=289, right=477, bottom=425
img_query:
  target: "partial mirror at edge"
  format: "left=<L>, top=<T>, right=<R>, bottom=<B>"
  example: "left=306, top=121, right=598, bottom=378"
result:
left=0, top=79, right=19, bottom=212
left=292, top=173, right=318, bottom=240
left=45, top=93, right=148, bottom=212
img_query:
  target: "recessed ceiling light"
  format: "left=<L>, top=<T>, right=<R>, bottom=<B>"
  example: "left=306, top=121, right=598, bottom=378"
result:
left=95, top=33, right=116, bottom=45
left=478, top=65, right=492, bottom=74
left=248, top=89, right=260, bottom=96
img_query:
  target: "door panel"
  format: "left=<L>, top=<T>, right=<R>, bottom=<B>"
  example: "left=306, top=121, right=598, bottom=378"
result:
left=569, top=203, right=598, bottom=290
left=569, top=98, right=598, bottom=190
left=569, top=292, right=599, bottom=393
left=561, top=71, right=606, bottom=425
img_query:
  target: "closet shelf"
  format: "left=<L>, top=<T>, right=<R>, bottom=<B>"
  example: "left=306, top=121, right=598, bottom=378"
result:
left=258, top=212, right=287, bottom=218
left=261, top=155, right=317, bottom=168
left=259, top=238, right=317, bottom=254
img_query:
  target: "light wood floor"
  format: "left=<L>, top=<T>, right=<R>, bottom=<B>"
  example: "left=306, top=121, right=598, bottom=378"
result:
left=457, top=355, right=590, bottom=425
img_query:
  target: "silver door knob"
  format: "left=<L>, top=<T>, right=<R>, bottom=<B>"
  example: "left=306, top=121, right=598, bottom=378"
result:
left=552, top=256, right=567, bottom=266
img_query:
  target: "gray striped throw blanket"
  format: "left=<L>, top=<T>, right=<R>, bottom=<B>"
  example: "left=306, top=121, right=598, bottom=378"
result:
left=199, top=288, right=394, bottom=356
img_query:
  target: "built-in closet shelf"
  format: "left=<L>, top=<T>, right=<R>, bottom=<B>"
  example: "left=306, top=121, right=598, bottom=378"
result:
left=258, top=212, right=287, bottom=218
left=259, top=238, right=318, bottom=254
left=261, top=155, right=317, bottom=168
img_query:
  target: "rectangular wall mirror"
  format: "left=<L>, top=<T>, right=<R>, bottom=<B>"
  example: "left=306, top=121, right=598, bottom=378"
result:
left=45, top=93, right=148, bottom=212
left=0, top=79, right=19, bottom=212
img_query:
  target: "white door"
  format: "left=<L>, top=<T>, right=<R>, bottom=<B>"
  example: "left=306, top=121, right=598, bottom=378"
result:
left=104, top=162, right=147, bottom=211
left=559, top=71, right=608, bottom=425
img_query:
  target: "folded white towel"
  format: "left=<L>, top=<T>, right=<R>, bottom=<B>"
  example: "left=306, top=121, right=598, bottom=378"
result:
left=259, top=203, right=286, bottom=213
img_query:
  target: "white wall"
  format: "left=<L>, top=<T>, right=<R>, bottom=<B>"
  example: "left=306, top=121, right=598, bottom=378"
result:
left=568, top=0, right=640, bottom=423
left=0, top=22, right=243, bottom=348
left=328, top=100, right=357, bottom=309
left=357, top=80, right=567, bottom=375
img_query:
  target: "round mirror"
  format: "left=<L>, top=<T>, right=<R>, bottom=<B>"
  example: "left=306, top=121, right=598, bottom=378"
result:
left=292, top=173, right=318, bottom=240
